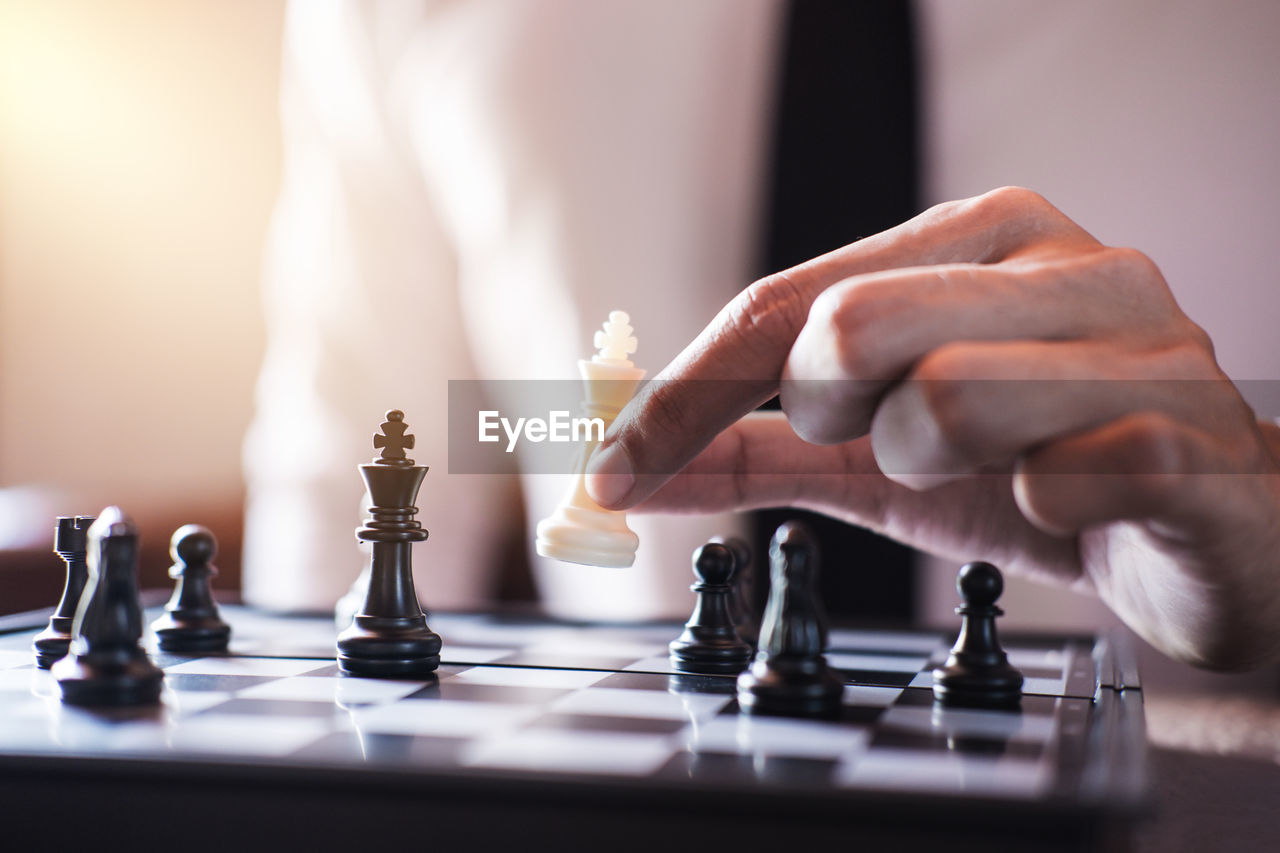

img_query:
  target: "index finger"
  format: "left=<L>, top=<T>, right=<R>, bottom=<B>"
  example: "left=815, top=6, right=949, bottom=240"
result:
left=585, top=187, right=1078, bottom=509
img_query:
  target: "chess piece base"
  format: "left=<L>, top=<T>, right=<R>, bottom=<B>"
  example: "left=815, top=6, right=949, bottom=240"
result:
left=669, top=637, right=752, bottom=675
left=337, top=615, right=442, bottom=678
left=152, top=615, right=232, bottom=653
left=932, top=660, right=1024, bottom=710
left=32, top=629, right=73, bottom=670
left=54, top=657, right=164, bottom=707
left=737, top=657, right=844, bottom=718
left=535, top=508, right=638, bottom=568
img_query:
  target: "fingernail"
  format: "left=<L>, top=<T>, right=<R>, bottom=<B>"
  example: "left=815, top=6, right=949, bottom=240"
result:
left=585, top=445, right=635, bottom=508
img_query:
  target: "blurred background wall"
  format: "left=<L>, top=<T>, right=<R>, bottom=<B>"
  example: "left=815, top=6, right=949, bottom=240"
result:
left=0, top=0, right=285, bottom=589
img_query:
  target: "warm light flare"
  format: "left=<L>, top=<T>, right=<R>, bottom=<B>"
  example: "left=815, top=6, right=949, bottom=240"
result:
left=0, top=0, right=283, bottom=510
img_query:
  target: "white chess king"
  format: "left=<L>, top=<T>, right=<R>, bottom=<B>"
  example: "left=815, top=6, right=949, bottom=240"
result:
left=535, top=310, right=646, bottom=567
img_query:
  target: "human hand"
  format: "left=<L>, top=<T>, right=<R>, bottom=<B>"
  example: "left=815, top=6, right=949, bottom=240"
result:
left=586, top=187, right=1280, bottom=670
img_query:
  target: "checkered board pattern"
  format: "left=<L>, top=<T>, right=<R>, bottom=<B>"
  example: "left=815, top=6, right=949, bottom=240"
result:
left=0, top=607, right=1144, bottom=814
left=217, top=608, right=1112, bottom=698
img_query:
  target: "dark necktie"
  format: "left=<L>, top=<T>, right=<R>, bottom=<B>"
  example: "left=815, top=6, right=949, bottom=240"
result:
left=754, top=0, right=920, bottom=622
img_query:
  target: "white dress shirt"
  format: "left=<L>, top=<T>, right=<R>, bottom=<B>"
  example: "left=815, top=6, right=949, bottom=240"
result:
left=243, top=0, right=1280, bottom=626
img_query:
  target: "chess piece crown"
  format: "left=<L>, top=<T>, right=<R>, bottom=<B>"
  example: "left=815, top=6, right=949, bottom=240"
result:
left=592, top=310, right=637, bottom=364
left=373, top=410, right=415, bottom=467
left=360, top=409, right=428, bottom=543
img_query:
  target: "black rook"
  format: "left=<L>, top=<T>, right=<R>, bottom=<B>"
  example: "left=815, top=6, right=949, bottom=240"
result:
left=33, top=515, right=95, bottom=669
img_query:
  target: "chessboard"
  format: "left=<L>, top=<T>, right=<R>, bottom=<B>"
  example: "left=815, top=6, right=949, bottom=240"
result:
left=0, top=605, right=1146, bottom=851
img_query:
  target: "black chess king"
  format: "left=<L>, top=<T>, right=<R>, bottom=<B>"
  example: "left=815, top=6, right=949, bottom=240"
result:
left=336, top=410, right=442, bottom=677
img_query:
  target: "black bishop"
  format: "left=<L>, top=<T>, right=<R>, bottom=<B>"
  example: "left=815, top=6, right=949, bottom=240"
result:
left=53, top=507, right=164, bottom=707
left=736, top=522, right=843, bottom=717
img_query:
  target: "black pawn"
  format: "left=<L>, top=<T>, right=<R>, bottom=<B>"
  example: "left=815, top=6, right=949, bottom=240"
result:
left=932, top=562, right=1023, bottom=709
left=713, top=536, right=759, bottom=648
left=669, top=542, right=753, bottom=675
left=150, top=525, right=231, bottom=652
left=53, top=508, right=164, bottom=707
left=337, top=410, right=442, bottom=678
left=33, top=516, right=95, bottom=669
left=737, top=522, right=843, bottom=717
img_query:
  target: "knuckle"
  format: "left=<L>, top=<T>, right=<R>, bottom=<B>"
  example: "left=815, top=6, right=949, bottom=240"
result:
left=917, top=196, right=967, bottom=228
left=988, top=185, right=1051, bottom=212
left=910, top=348, right=987, bottom=454
left=829, top=326, right=880, bottom=383
left=1157, top=338, right=1222, bottom=380
left=947, top=187, right=1071, bottom=259
left=1095, top=247, right=1179, bottom=320
left=971, top=185, right=1054, bottom=222
left=1089, top=248, right=1213, bottom=346
left=811, top=284, right=895, bottom=380
left=1103, top=246, right=1164, bottom=288
left=1121, top=413, right=1194, bottom=479
left=1181, top=319, right=1218, bottom=360
left=728, top=272, right=809, bottom=351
